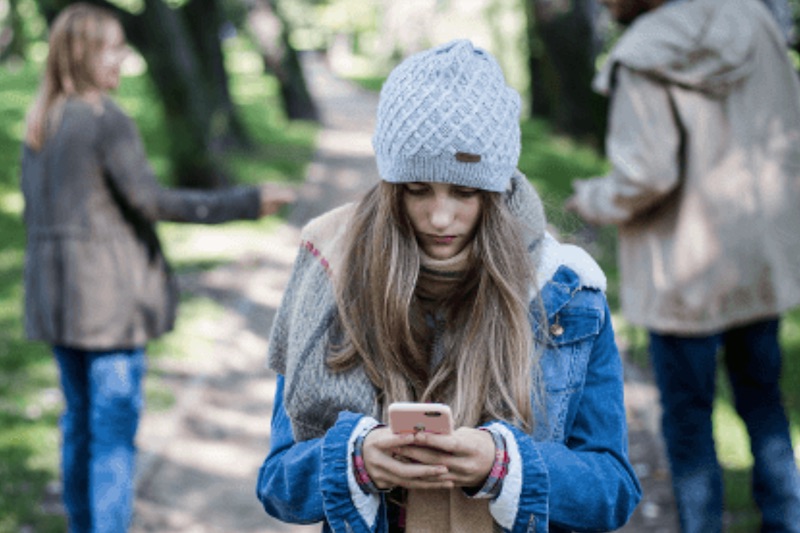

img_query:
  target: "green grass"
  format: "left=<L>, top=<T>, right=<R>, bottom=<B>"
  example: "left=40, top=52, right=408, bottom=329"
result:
left=347, top=74, right=387, bottom=93
left=0, top=34, right=316, bottom=532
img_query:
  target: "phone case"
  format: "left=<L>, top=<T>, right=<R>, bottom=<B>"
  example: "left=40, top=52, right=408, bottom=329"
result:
left=388, top=402, right=453, bottom=434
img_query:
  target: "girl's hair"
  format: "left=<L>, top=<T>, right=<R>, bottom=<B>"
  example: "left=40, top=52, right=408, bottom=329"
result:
left=25, top=2, right=122, bottom=150
left=330, top=182, right=541, bottom=431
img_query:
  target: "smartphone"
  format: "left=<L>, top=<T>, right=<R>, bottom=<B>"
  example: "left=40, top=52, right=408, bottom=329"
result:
left=388, top=402, right=453, bottom=435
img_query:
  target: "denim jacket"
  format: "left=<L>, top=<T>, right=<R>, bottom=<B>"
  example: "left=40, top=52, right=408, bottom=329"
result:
left=256, top=235, right=642, bottom=532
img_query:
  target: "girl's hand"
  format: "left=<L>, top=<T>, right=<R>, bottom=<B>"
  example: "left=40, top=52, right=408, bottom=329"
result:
left=393, top=427, right=496, bottom=489
left=259, top=183, right=297, bottom=216
left=362, top=427, right=454, bottom=490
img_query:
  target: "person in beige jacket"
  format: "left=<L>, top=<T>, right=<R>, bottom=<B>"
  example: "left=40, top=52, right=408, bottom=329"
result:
left=566, top=0, right=800, bottom=531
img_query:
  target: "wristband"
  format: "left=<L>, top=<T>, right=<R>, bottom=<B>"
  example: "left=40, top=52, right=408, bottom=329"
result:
left=464, top=427, right=509, bottom=499
left=352, top=424, right=392, bottom=494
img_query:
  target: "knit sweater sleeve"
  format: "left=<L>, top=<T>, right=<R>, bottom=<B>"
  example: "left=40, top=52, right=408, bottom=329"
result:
left=267, top=205, right=352, bottom=375
left=98, top=98, right=260, bottom=224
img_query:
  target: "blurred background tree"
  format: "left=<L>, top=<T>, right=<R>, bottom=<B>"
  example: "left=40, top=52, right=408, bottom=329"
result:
left=245, top=0, right=319, bottom=121
left=3, top=0, right=798, bottom=186
left=525, top=0, right=609, bottom=147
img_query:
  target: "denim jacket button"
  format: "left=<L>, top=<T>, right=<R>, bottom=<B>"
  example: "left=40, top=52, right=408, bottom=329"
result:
left=550, top=323, right=564, bottom=336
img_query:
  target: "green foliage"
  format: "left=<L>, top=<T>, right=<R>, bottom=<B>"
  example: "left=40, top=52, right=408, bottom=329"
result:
left=221, top=39, right=317, bottom=188
left=347, top=74, right=385, bottom=93
left=0, top=54, right=65, bottom=533
left=519, top=118, right=608, bottom=220
left=282, top=0, right=379, bottom=51
left=0, top=34, right=315, bottom=531
left=518, top=118, right=622, bottom=309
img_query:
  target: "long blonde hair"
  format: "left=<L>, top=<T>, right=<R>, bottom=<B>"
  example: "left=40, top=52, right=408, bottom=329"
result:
left=330, top=182, right=541, bottom=431
left=25, top=3, right=122, bottom=151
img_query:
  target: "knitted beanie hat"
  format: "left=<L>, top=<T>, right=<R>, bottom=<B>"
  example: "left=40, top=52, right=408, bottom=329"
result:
left=372, top=40, right=521, bottom=193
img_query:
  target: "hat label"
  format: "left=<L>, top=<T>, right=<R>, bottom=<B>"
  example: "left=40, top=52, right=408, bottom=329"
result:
left=455, top=151, right=482, bottom=163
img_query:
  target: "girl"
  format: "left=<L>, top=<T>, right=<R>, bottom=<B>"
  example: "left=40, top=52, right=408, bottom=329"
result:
left=256, top=40, right=641, bottom=532
left=21, top=4, right=294, bottom=532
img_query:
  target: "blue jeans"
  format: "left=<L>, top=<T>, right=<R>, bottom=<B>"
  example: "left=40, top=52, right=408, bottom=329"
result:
left=650, top=318, right=800, bottom=533
left=54, top=346, right=146, bottom=533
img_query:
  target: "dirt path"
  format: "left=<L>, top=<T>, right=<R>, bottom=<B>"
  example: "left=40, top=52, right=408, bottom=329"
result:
left=132, top=53, right=678, bottom=533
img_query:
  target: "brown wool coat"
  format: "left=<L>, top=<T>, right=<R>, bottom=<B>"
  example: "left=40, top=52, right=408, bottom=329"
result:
left=569, top=0, right=800, bottom=335
left=21, top=97, right=260, bottom=350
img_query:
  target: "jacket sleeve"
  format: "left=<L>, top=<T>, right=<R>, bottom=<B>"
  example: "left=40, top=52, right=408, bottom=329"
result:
left=489, top=301, right=641, bottom=532
left=570, top=66, right=682, bottom=226
left=256, top=375, right=387, bottom=533
left=98, top=99, right=260, bottom=224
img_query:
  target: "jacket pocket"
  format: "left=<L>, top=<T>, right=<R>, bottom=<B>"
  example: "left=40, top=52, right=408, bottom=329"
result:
left=534, top=306, right=602, bottom=441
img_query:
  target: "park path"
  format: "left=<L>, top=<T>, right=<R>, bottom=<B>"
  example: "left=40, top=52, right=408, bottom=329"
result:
left=131, top=53, right=678, bottom=532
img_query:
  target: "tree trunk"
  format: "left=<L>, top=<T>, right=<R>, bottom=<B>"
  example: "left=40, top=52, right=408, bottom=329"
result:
left=0, top=0, right=27, bottom=62
left=525, top=0, right=553, bottom=120
left=247, top=0, right=319, bottom=122
left=126, top=0, right=226, bottom=188
left=526, top=0, right=607, bottom=147
left=184, top=0, right=252, bottom=150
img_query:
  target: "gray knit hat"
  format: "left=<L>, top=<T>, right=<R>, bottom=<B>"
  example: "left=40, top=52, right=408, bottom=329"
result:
left=372, top=40, right=521, bottom=193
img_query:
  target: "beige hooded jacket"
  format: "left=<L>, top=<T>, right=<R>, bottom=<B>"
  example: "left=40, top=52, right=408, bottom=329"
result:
left=569, top=0, right=800, bottom=335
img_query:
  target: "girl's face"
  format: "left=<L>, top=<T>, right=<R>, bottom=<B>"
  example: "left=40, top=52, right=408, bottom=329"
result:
left=402, top=182, right=483, bottom=260
left=92, top=23, right=127, bottom=92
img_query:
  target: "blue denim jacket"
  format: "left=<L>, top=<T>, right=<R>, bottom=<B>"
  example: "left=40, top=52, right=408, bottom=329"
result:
left=256, top=265, right=642, bottom=532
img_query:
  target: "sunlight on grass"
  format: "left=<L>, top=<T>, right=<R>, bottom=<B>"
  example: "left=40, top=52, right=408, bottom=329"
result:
left=0, top=416, right=60, bottom=481
left=779, top=309, right=800, bottom=464
left=0, top=412, right=61, bottom=466
left=0, top=246, right=23, bottom=267
left=794, top=426, right=800, bottom=461
left=158, top=216, right=282, bottom=271
left=348, top=75, right=386, bottom=92
left=0, top=100, right=27, bottom=143
left=0, top=190, right=24, bottom=214
left=224, top=44, right=264, bottom=75
left=148, top=296, right=226, bottom=362
left=519, top=119, right=608, bottom=203
left=713, top=400, right=753, bottom=469
left=608, top=312, right=650, bottom=364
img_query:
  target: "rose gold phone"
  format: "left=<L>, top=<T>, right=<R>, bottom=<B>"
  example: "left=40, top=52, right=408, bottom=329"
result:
left=388, top=402, right=453, bottom=435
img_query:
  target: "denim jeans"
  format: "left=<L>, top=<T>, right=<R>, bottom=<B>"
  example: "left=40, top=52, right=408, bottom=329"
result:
left=649, top=318, right=800, bottom=533
left=54, top=346, right=146, bottom=533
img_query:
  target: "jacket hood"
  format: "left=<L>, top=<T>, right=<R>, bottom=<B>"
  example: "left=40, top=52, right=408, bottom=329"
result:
left=504, top=170, right=546, bottom=251
left=594, top=0, right=782, bottom=96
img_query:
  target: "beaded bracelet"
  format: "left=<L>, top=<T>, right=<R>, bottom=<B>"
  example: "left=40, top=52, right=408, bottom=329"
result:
left=464, top=427, right=509, bottom=499
left=352, top=425, right=392, bottom=494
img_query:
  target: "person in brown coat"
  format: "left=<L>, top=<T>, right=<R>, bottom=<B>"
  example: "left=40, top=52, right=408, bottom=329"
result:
left=20, top=4, right=295, bottom=531
left=566, top=0, right=800, bottom=531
